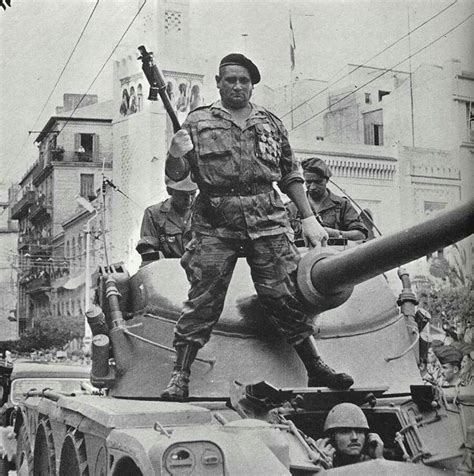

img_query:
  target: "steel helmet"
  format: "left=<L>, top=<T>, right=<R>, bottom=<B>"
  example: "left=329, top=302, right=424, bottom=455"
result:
left=324, top=403, right=369, bottom=432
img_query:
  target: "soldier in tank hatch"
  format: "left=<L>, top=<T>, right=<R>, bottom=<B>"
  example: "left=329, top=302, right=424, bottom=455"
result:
left=311, top=403, right=385, bottom=468
left=286, top=157, right=368, bottom=244
left=136, top=175, right=197, bottom=265
left=162, top=52, right=354, bottom=401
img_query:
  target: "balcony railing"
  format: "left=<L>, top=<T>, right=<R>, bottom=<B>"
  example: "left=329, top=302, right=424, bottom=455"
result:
left=46, top=149, right=113, bottom=165
left=29, top=196, right=52, bottom=222
left=11, top=190, right=35, bottom=219
left=25, top=273, right=51, bottom=294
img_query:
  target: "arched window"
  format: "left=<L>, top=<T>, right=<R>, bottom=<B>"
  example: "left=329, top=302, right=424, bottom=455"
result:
left=71, top=237, right=76, bottom=272
left=78, top=234, right=83, bottom=268
left=137, top=84, right=143, bottom=112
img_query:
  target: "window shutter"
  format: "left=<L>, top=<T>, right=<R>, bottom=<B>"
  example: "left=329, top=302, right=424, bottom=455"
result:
left=93, top=134, right=99, bottom=159
left=74, top=133, right=81, bottom=150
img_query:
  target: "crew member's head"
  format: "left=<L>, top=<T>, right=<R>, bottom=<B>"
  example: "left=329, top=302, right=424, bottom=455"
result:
left=216, top=53, right=260, bottom=110
left=435, top=345, right=463, bottom=384
left=165, top=176, right=197, bottom=213
left=301, top=157, right=332, bottom=201
left=324, top=403, right=369, bottom=460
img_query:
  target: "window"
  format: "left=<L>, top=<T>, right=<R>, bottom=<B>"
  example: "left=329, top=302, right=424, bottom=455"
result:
left=71, top=237, right=76, bottom=271
left=467, top=101, right=474, bottom=142
left=365, top=93, right=371, bottom=104
left=80, top=174, right=95, bottom=199
left=378, top=90, right=390, bottom=101
left=74, top=133, right=98, bottom=161
left=137, top=84, right=143, bottom=112
left=364, top=124, right=384, bottom=145
left=78, top=234, right=83, bottom=268
left=373, top=124, right=383, bottom=145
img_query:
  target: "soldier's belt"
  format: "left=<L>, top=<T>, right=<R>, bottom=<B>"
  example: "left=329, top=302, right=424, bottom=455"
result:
left=201, top=183, right=274, bottom=197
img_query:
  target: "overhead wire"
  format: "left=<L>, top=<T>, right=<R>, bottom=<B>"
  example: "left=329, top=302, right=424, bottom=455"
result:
left=291, top=13, right=473, bottom=131
left=57, top=0, right=148, bottom=136
left=4, top=0, right=100, bottom=183
left=281, top=0, right=458, bottom=120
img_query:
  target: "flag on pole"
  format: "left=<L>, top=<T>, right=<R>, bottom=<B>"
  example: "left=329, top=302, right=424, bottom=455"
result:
left=289, top=13, right=296, bottom=71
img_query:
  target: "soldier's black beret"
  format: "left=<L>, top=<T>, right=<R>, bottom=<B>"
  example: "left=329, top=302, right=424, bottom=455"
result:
left=301, top=157, right=332, bottom=178
left=219, top=53, right=261, bottom=84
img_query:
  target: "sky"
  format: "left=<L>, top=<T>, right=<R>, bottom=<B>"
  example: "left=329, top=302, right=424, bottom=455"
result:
left=1, top=0, right=472, bottom=184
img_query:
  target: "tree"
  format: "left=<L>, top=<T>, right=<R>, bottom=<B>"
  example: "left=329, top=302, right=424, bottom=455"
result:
left=10, top=315, right=85, bottom=353
left=419, top=285, right=474, bottom=330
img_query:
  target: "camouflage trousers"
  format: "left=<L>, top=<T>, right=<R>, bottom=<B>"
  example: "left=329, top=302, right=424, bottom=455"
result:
left=174, top=233, right=315, bottom=348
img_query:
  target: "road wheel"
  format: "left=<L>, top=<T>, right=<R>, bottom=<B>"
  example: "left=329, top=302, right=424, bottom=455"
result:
left=58, top=429, right=89, bottom=476
left=33, top=418, right=56, bottom=476
left=16, top=424, right=33, bottom=476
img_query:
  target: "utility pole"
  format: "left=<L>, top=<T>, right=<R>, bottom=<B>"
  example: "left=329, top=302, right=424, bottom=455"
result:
left=75, top=195, right=97, bottom=341
left=407, top=4, right=416, bottom=147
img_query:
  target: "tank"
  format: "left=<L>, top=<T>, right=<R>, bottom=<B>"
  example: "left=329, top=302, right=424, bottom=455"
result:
left=14, top=199, right=473, bottom=475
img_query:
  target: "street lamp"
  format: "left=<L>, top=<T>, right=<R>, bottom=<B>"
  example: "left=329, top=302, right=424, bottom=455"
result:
left=75, top=195, right=97, bottom=340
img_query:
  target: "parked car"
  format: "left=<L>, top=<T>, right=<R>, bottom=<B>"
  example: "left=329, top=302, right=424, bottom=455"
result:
left=0, top=359, right=92, bottom=475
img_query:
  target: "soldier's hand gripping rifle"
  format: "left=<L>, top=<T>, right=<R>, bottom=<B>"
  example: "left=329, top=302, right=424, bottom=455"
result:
left=138, top=45, right=181, bottom=133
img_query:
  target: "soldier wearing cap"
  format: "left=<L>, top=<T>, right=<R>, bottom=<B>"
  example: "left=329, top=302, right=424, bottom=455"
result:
left=136, top=175, right=197, bottom=264
left=162, top=53, right=353, bottom=401
left=287, top=157, right=368, bottom=243
left=434, top=345, right=463, bottom=386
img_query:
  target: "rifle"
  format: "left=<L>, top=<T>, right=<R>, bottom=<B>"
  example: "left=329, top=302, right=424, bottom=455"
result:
left=137, top=45, right=181, bottom=133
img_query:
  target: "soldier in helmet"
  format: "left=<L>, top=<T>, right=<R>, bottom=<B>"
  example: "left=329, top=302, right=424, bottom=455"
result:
left=313, top=403, right=384, bottom=468
left=286, top=158, right=368, bottom=243
left=136, top=175, right=197, bottom=265
left=163, top=52, right=353, bottom=401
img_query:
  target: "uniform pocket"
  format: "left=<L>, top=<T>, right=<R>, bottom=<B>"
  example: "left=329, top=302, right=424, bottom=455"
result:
left=197, top=120, right=232, bottom=158
left=196, top=120, right=233, bottom=182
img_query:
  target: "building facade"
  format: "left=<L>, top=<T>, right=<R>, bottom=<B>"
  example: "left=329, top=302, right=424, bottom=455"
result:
left=11, top=95, right=113, bottom=331
left=0, top=185, right=19, bottom=342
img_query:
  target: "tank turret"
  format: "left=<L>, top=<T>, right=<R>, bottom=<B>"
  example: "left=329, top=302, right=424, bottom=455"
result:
left=87, top=199, right=473, bottom=399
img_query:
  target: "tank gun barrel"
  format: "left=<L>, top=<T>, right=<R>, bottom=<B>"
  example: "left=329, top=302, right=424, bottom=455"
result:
left=298, top=199, right=474, bottom=310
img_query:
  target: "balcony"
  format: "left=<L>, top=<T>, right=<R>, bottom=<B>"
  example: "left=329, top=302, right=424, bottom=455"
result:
left=18, top=232, right=33, bottom=251
left=29, top=196, right=52, bottom=223
left=25, top=273, right=51, bottom=295
left=46, top=149, right=113, bottom=165
left=11, top=190, right=35, bottom=219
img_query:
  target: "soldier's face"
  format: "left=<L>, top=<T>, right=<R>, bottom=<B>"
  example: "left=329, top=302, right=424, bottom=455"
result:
left=441, top=363, right=459, bottom=383
left=171, top=191, right=195, bottom=213
left=216, top=65, right=253, bottom=110
left=333, top=428, right=365, bottom=457
left=305, top=175, right=328, bottom=200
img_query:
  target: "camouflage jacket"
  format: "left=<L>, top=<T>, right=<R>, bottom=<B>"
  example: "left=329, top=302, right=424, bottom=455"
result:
left=167, top=101, right=304, bottom=239
left=136, top=198, right=192, bottom=258
left=286, top=190, right=368, bottom=241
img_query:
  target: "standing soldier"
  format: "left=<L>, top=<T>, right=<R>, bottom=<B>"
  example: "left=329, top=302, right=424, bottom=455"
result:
left=286, top=158, right=368, bottom=243
left=136, top=176, right=197, bottom=265
left=162, top=53, right=354, bottom=401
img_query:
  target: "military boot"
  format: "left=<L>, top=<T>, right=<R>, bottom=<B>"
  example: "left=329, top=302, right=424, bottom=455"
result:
left=294, top=336, right=354, bottom=390
left=161, top=344, right=198, bottom=401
